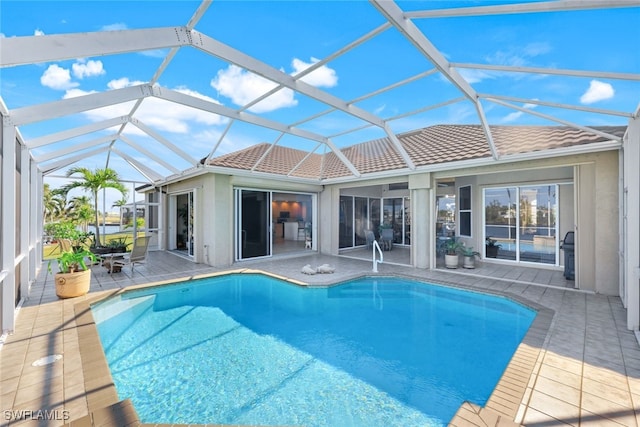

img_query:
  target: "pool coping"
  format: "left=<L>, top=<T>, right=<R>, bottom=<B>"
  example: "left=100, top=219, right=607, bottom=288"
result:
left=73, top=268, right=554, bottom=427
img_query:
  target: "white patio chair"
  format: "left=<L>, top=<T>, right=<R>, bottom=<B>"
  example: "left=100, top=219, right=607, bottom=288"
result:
left=110, top=235, right=152, bottom=274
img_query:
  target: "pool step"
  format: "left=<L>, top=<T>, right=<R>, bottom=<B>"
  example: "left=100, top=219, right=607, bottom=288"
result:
left=449, top=402, right=521, bottom=427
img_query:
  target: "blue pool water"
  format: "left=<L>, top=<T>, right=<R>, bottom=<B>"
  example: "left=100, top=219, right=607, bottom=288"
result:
left=92, top=274, right=536, bottom=426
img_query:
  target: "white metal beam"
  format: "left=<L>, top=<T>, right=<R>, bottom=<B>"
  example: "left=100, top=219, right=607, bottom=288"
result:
left=632, top=101, right=640, bottom=118
left=191, top=30, right=385, bottom=128
left=475, top=100, right=499, bottom=160
left=452, top=63, right=640, bottom=82
left=240, top=22, right=391, bottom=113
left=405, top=0, right=639, bottom=18
left=478, top=93, right=633, bottom=118
left=327, top=96, right=466, bottom=138
left=125, top=4, right=212, bottom=138
left=252, top=133, right=285, bottom=172
left=371, top=1, right=498, bottom=160
left=34, top=135, right=116, bottom=163
left=350, top=69, right=438, bottom=105
left=26, top=117, right=128, bottom=149
left=371, top=1, right=477, bottom=102
left=119, top=135, right=182, bottom=174
left=151, top=86, right=325, bottom=143
left=19, top=146, right=30, bottom=298
left=485, top=97, right=625, bottom=141
left=623, top=117, right=640, bottom=329
left=150, top=85, right=361, bottom=176
left=127, top=117, right=198, bottom=166
left=40, top=145, right=110, bottom=175
left=305, top=69, right=439, bottom=135
left=0, top=27, right=191, bottom=68
left=1, top=116, right=17, bottom=332
left=384, top=123, right=416, bottom=169
left=288, top=142, right=323, bottom=177
left=10, top=85, right=153, bottom=126
left=386, top=97, right=466, bottom=121
left=204, top=120, right=235, bottom=164
left=31, top=162, right=42, bottom=275
left=110, top=147, right=164, bottom=182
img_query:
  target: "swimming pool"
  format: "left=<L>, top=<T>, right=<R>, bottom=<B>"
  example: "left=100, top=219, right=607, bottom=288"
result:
left=92, top=273, right=536, bottom=426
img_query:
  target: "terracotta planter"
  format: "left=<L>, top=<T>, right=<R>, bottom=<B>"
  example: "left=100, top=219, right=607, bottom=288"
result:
left=55, top=269, right=91, bottom=299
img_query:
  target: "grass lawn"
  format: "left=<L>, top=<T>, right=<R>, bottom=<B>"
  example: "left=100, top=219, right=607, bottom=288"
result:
left=43, top=232, right=143, bottom=260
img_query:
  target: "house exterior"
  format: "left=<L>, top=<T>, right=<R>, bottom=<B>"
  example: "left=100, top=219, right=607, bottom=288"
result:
left=150, top=124, right=627, bottom=297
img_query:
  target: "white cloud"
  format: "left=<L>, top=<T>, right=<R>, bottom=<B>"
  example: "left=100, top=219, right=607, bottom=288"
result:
left=34, top=29, right=45, bottom=36
left=292, top=57, right=338, bottom=87
left=211, top=65, right=297, bottom=113
left=63, top=84, right=227, bottom=135
left=192, top=129, right=255, bottom=157
left=101, top=23, right=127, bottom=31
left=466, top=42, right=553, bottom=84
left=42, top=59, right=105, bottom=90
left=41, top=64, right=78, bottom=90
left=488, top=42, right=551, bottom=67
left=72, top=59, right=105, bottom=79
left=211, top=58, right=339, bottom=113
left=580, top=80, right=614, bottom=104
left=502, top=102, right=537, bottom=123
left=523, top=42, right=552, bottom=57
left=63, top=88, right=98, bottom=99
left=137, top=87, right=227, bottom=130
left=457, top=68, right=496, bottom=84
left=373, top=104, right=386, bottom=115
left=107, top=77, right=145, bottom=90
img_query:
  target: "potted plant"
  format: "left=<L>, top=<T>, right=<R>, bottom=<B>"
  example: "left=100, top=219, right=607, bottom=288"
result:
left=48, top=236, right=97, bottom=299
left=460, top=246, right=480, bottom=269
left=100, top=237, right=131, bottom=272
left=106, top=237, right=130, bottom=253
left=442, top=237, right=463, bottom=268
left=485, top=237, right=501, bottom=258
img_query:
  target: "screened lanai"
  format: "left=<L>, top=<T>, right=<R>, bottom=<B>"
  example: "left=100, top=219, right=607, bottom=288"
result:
left=1, top=0, right=639, bottom=334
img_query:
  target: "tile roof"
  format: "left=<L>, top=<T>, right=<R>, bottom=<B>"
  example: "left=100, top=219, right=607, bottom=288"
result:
left=206, top=125, right=626, bottom=180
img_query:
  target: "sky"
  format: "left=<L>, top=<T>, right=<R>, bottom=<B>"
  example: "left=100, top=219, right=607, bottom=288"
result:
left=1, top=0, right=639, bottom=211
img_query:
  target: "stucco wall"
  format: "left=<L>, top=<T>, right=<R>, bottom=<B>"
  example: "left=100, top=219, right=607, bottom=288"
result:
left=165, top=173, right=211, bottom=265
left=593, top=150, right=621, bottom=295
left=160, top=148, right=620, bottom=294
left=211, top=175, right=233, bottom=267
left=442, top=151, right=619, bottom=295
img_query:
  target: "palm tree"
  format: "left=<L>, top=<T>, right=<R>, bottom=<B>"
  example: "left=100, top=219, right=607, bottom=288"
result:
left=62, top=167, right=127, bottom=246
left=112, top=197, right=128, bottom=209
left=67, top=195, right=94, bottom=233
left=43, top=183, right=67, bottom=223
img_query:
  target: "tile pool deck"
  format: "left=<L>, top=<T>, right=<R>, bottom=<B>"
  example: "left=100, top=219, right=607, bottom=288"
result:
left=1, top=251, right=639, bottom=426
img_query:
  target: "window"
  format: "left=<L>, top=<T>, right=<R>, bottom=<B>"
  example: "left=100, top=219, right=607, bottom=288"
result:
left=459, top=185, right=471, bottom=237
left=388, top=182, right=409, bottom=191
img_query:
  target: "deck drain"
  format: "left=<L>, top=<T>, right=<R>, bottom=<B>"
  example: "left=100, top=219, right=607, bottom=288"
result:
left=32, top=354, right=62, bottom=367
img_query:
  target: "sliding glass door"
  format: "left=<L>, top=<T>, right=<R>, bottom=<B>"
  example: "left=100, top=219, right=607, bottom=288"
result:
left=519, top=185, right=557, bottom=264
left=236, top=189, right=271, bottom=260
left=172, top=191, right=194, bottom=257
left=236, top=189, right=316, bottom=260
left=484, top=185, right=558, bottom=264
left=382, top=197, right=410, bottom=244
left=339, top=195, right=411, bottom=248
left=484, top=187, right=517, bottom=261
